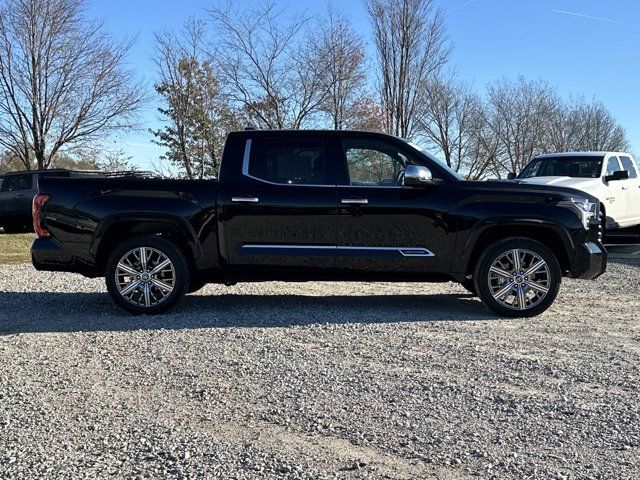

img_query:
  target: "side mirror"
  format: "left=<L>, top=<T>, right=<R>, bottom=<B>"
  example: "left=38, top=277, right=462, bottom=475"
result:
left=404, top=165, right=435, bottom=187
left=604, top=170, right=629, bottom=182
left=506, top=172, right=516, bottom=180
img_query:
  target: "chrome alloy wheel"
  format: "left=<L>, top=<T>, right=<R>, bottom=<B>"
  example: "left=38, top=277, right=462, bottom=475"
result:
left=115, top=247, right=176, bottom=308
left=487, top=248, right=551, bottom=311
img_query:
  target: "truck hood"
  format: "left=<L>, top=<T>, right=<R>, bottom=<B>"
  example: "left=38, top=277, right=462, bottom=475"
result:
left=459, top=179, right=599, bottom=204
left=516, top=176, right=601, bottom=191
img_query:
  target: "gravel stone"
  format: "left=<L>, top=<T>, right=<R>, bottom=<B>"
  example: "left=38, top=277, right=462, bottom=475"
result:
left=0, top=260, right=639, bottom=479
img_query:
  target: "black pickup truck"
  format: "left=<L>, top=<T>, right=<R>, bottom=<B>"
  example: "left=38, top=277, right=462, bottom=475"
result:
left=31, top=130, right=606, bottom=316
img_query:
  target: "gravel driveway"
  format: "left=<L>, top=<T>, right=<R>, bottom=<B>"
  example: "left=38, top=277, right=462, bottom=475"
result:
left=1, top=261, right=639, bottom=479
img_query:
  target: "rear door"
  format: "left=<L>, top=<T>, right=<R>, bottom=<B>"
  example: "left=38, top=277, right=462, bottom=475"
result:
left=219, top=134, right=339, bottom=276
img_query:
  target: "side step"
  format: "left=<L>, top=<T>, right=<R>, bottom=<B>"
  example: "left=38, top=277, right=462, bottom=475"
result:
left=604, top=244, right=640, bottom=259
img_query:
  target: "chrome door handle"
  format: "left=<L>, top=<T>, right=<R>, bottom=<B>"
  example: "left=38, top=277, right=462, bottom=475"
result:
left=231, top=196, right=259, bottom=203
left=341, top=198, right=368, bottom=205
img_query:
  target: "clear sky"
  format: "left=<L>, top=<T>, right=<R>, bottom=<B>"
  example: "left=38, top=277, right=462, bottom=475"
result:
left=85, top=0, right=640, bottom=169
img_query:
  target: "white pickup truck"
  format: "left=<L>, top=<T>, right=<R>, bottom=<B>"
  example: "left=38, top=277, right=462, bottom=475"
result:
left=515, top=152, right=640, bottom=231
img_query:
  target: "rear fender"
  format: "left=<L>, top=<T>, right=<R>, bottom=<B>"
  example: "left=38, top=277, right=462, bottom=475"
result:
left=91, top=213, right=202, bottom=265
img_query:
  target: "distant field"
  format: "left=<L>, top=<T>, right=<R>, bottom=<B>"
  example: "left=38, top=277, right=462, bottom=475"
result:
left=0, top=233, right=34, bottom=264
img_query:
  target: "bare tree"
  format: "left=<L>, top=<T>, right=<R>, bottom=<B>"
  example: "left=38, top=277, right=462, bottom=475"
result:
left=96, top=148, right=137, bottom=172
left=313, top=6, right=368, bottom=130
left=208, top=2, right=330, bottom=129
left=348, top=96, right=387, bottom=132
left=465, top=113, right=502, bottom=180
left=548, top=97, right=628, bottom=152
left=420, top=72, right=479, bottom=172
left=0, top=150, right=23, bottom=173
left=478, top=77, right=558, bottom=176
left=366, top=0, right=450, bottom=138
left=0, top=0, right=146, bottom=170
left=473, top=77, right=629, bottom=178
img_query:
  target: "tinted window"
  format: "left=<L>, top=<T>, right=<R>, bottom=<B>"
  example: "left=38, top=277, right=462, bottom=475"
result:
left=249, top=138, right=326, bottom=185
left=619, top=156, right=637, bottom=178
left=519, top=156, right=604, bottom=179
left=0, top=174, right=32, bottom=192
left=343, top=139, right=419, bottom=186
left=606, top=156, right=620, bottom=176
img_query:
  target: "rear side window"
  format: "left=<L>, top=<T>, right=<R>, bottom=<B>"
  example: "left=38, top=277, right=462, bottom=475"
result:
left=0, top=174, right=32, bottom=192
left=619, top=156, right=638, bottom=178
left=248, top=138, right=326, bottom=185
left=605, top=157, right=621, bottom=176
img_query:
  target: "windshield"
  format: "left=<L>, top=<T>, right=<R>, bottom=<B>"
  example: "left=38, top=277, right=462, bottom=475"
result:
left=403, top=140, right=465, bottom=180
left=518, top=156, right=604, bottom=179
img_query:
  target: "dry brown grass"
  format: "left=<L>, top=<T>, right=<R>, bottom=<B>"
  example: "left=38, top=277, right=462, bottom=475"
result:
left=0, top=233, right=34, bottom=264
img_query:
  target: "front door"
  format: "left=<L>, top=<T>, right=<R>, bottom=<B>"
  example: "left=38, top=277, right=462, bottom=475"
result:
left=618, top=155, right=640, bottom=225
left=335, top=137, right=453, bottom=274
left=603, top=156, right=628, bottom=228
left=220, top=135, right=338, bottom=276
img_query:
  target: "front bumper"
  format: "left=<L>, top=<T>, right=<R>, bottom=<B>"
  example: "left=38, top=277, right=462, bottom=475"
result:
left=569, top=241, right=607, bottom=280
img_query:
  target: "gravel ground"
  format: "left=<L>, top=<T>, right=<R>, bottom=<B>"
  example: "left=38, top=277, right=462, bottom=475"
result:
left=1, top=261, right=639, bottom=479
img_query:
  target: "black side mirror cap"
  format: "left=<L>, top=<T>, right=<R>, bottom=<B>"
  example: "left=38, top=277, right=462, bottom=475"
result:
left=604, top=170, right=629, bottom=182
left=506, top=172, right=516, bottom=180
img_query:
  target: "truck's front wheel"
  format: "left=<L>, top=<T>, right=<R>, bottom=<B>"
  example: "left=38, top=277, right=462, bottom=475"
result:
left=105, top=236, right=189, bottom=315
left=474, top=238, right=561, bottom=317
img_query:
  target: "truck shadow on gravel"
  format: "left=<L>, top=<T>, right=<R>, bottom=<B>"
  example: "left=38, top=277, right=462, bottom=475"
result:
left=0, top=291, right=494, bottom=334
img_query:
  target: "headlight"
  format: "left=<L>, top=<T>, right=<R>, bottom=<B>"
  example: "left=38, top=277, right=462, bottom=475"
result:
left=558, top=197, right=597, bottom=229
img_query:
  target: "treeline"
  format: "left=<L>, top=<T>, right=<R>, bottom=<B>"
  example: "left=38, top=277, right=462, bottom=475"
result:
left=0, top=0, right=630, bottom=178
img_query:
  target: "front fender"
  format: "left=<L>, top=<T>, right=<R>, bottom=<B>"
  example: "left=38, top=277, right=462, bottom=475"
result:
left=460, top=217, right=576, bottom=270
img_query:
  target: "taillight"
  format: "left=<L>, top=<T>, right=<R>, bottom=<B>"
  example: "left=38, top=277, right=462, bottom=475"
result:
left=32, top=193, right=50, bottom=238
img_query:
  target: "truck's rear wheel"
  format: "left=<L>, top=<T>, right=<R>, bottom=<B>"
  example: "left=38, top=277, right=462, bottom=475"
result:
left=474, top=238, right=561, bottom=317
left=105, top=236, right=189, bottom=315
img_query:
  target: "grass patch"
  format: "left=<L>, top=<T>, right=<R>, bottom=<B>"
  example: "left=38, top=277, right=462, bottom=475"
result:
left=0, top=233, right=34, bottom=264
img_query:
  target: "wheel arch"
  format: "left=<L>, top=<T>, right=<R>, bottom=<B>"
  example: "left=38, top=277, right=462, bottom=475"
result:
left=463, top=222, right=573, bottom=277
left=92, top=214, right=201, bottom=275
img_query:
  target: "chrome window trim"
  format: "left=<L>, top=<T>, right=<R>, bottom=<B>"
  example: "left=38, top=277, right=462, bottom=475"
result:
left=241, top=139, right=410, bottom=190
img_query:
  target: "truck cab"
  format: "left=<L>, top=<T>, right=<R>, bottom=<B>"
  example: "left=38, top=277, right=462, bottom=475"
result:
left=516, top=152, right=640, bottom=230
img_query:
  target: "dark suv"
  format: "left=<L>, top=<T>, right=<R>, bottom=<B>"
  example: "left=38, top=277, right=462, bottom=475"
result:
left=0, top=169, right=101, bottom=232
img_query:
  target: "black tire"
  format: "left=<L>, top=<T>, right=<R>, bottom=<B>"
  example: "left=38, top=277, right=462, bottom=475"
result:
left=474, top=237, right=561, bottom=318
left=461, top=278, right=476, bottom=295
left=105, top=235, right=189, bottom=315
